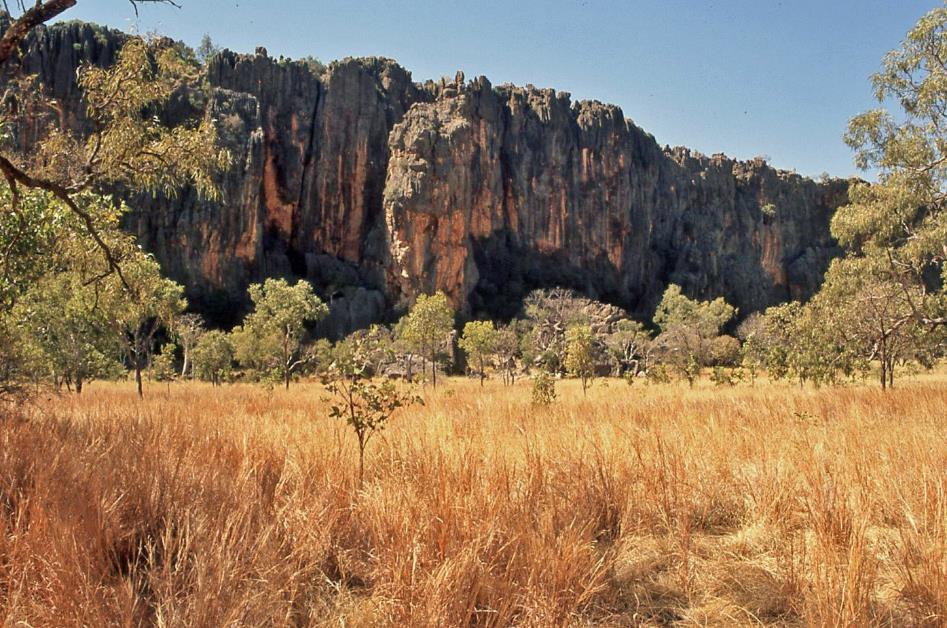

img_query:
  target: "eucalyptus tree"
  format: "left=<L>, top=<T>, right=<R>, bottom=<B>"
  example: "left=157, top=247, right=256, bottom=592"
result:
left=99, top=254, right=187, bottom=398
left=16, top=272, right=121, bottom=394
left=398, top=291, right=455, bottom=387
left=809, top=257, right=942, bottom=389
left=459, top=320, right=498, bottom=386
left=232, top=279, right=328, bottom=389
left=652, top=284, right=735, bottom=386
left=564, top=325, right=596, bottom=395
left=0, top=32, right=229, bottom=292
left=0, top=13, right=227, bottom=399
left=833, top=6, right=947, bottom=330
left=171, top=313, right=205, bottom=378
left=604, top=319, right=652, bottom=377
left=192, top=330, right=234, bottom=386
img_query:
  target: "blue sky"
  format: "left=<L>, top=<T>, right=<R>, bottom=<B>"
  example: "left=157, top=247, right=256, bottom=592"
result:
left=60, top=0, right=938, bottom=178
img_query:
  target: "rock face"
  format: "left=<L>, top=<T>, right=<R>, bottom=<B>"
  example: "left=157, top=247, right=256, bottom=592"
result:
left=15, top=22, right=848, bottom=334
left=384, top=74, right=848, bottom=320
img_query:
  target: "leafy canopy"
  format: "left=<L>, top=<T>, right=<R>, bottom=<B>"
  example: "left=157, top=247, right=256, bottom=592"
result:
left=459, top=320, right=497, bottom=384
left=192, top=330, right=234, bottom=385
left=0, top=34, right=230, bottom=291
left=233, top=278, right=328, bottom=386
left=564, top=324, right=596, bottom=393
left=653, top=284, right=735, bottom=337
left=833, top=5, right=947, bottom=325
left=398, top=291, right=455, bottom=385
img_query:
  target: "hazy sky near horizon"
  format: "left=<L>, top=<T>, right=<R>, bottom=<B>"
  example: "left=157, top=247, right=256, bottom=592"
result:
left=60, top=1, right=939, bottom=178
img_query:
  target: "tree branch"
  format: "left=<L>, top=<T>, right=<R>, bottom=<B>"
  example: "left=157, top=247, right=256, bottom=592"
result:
left=0, top=153, right=130, bottom=291
left=0, top=0, right=77, bottom=66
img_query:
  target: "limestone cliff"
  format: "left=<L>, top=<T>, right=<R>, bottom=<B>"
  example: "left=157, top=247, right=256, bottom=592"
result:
left=383, top=73, right=847, bottom=320
left=13, top=21, right=848, bottom=334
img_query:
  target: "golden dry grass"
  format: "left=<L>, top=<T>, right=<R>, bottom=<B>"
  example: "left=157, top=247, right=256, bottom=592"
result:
left=1, top=374, right=946, bottom=626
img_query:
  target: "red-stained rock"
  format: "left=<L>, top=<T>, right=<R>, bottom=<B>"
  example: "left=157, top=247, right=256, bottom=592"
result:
left=13, top=21, right=849, bottom=334
left=383, top=78, right=846, bottom=320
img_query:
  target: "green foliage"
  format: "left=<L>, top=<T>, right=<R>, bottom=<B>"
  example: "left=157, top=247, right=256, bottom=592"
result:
left=754, top=301, right=856, bottom=387
left=530, top=370, right=557, bottom=406
left=0, top=315, right=40, bottom=401
left=459, top=320, right=497, bottom=386
left=654, top=284, right=735, bottom=338
left=232, top=278, right=328, bottom=388
left=745, top=255, right=942, bottom=390
left=645, top=363, right=672, bottom=385
left=150, top=343, right=178, bottom=383
left=808, top=256, right=941, bottom=388
left=192, top=330, right=234, bottom=386
left=0, top=188, right=65, bottom=310
left=830, top=6, right=947, bottom=331
left=710, top=366, right=743, bottom=387
left=2, top=36, right=229, bottom=204
left=1, top=189, right=126, bottom=313
left=0, top=190, right=188, bottom=397
left=73, top=37, right=230, bottom=199
left=564, top=324, right=596, bottom=394
left=652, top=284, right=736, bottom=386
left=767, top=5, right=947, bottom=389
left=15, top=271, right=121, bottom=393
left=322, top=336, right=422, bottom=487
left=196, top=33, right=220, bottom=63
left=398, top=291, right=455, bottom=387
left=100, top=253, right=187, bottom=397
left=755, top=303, right=806, bottom=382
left=736, top=313, right=766, bottom=381
left=0, top=32, right=229, bottom=400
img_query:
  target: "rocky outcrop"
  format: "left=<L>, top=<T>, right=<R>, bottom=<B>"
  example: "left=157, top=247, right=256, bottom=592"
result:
left=127, top=52, right=425, bottom=330
left=12, top=22, right=848, bottom=334
left=383, top=74, right=847, bottom=320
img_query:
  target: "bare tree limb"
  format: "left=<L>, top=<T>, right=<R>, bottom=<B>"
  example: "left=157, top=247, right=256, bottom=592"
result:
left=128, top=0, right=180, bottom=18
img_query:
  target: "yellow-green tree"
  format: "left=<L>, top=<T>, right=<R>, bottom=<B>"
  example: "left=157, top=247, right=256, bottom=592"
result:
left=232, top=279, right=328, bottom=389
left=398, top=291, right=455, bottom=388
left=834, top=5, right=947, bottom=329
left=0, top=18, right=227, bottom=399
left=459, top=320, right=498, bottom=386
left=15, top=271, right=121, bottom=394
left=808, top=257, right=942, bottom=389
left=192, top=330, right=234, bottom=386
left=0, top=35, right=229, bottom=290
left=564, top=324, right=596, bottom=395
left=652, top=284, right=735, bottom=386
left=99, top=254, right=187, bottom=398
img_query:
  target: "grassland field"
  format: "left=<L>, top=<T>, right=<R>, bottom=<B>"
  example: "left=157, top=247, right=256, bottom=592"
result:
left=1, top=372, right=945, bottom=626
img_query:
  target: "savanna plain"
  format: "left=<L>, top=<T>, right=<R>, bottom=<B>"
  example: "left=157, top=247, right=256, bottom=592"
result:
left=2, top=375, right=945, bottom=627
